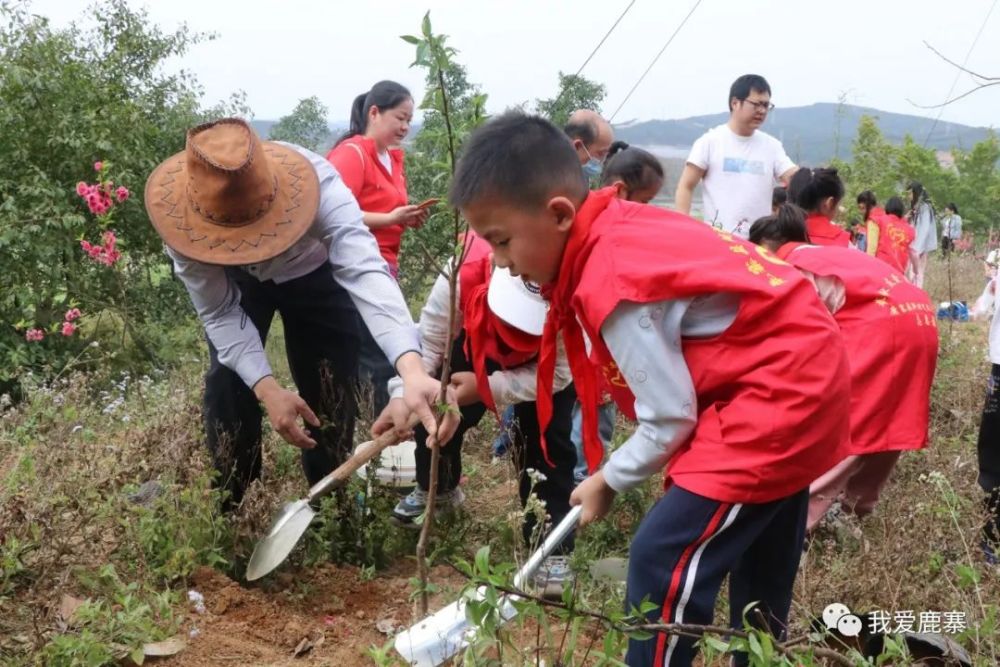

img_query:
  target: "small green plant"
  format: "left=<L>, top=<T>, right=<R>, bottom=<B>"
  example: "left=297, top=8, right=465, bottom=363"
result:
left=40, top=564, right=178, bottom=667
left=0, top=533, right=34, bottom=598
left=125, top=476, right=231, bottom=581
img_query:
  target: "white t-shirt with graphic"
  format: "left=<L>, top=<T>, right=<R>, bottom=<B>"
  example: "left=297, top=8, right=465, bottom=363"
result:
left=687, top=124, right=795, bottom=237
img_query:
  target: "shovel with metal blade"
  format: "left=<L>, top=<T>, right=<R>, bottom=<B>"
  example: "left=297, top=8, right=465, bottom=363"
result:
left=245, top=418, right=417, bottom=581
left=394, top=504, right=582, bottom=667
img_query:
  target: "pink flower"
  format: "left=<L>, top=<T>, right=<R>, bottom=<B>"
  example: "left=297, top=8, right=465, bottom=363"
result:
left=94, top=161, right=103, bottom=172
left=76, top=182, right=88, bottom=196
left=25, top=328, right=44, bottom=342
left=116, top=186, right=130, bottom=202
left=80, top=231, right=122, bottom=266
left=61, top=321, right=76, bottom=337
left=65, top=308, right=81, bottom=322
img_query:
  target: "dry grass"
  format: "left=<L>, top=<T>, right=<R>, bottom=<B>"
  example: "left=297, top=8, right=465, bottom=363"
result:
left=1, top=254, right=998, bottom=665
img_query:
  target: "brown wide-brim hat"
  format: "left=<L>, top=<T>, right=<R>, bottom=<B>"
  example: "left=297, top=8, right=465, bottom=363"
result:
left=145, top=117, right=320, bottom=265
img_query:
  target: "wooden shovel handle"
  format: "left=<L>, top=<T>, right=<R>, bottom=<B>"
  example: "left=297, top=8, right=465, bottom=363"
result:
left=304, top=415, right=421, bottom=502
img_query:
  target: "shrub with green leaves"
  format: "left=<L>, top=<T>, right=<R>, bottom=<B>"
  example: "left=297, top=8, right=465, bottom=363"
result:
left=0, top=0, right=244, bottom=398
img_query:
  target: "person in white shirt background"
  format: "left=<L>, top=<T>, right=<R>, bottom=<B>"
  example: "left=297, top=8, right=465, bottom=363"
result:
left=906, top=180, right=938, bottom=288
left=675, top=74, right=798, bottom=237
left=940, top=202, right=963, bottom=256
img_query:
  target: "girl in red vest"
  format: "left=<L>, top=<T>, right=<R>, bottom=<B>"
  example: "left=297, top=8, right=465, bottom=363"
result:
left=749, top=204, right=938, bottom=531
left=327, top=81, right=428, bottom=416
left=789, top=167, right=851, bottom=247
left=447, top=112, right=851, bottom=667
left=375, top=234, right=578, bottom=595
left=878, top=196, right=919, bottom=278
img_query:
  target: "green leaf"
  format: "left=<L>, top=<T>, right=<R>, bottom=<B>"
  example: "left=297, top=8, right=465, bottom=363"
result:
left=956, top=563, right=980, bottom=588
left=400, top=34, right=420, bottom=45
left=421, top=11, right=432, bottom=37
left=130, top=647, right=145, bottom=665
left=702, top=636, right=730, bottom=652
left=474, top=545, right=490, bottom=576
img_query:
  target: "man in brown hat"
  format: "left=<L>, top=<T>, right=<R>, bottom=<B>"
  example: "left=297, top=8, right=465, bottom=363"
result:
left=145, top=118, right=457, bottom=507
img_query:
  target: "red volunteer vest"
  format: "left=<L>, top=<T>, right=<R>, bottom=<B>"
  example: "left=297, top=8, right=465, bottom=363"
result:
left=874, top=213, right=916, bottom=273
left=537, top=188, right=851, bottom=503
left=806, top=213, right=851, bottom=247
left=777, top=243, right=937, bottom=455
left=458, top=234, right=541, bottom=414
left=326, top=136, right=408, bottom=269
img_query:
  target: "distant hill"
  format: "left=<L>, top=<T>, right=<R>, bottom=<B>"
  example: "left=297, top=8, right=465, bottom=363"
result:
left=250, top=120, right=349, bottom=153
left=614, top=102, right=994, bottom=165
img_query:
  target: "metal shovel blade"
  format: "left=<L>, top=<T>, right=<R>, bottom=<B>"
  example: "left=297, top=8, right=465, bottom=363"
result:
left=245, top=423, right=416, bottom=582
left=245, top=499, right=315, bottom=581
left=394, top=505, right=581, bottom=666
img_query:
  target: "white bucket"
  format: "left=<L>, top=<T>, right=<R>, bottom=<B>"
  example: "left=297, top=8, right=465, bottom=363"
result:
left=356, top=440, right=417, bottom=490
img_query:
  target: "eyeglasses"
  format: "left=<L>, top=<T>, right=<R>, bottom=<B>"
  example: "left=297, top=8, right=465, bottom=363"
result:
left=742, top=99, right=775, bottom=112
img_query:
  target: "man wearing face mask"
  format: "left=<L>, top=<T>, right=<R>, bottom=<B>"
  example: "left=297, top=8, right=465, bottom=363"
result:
left=564, top=109, right=618, bottom=485
left=565, top=109, right=614, bottom=179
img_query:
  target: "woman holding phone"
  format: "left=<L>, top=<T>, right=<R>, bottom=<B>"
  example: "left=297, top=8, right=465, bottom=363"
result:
left=327, top=80, right=428, bottom=415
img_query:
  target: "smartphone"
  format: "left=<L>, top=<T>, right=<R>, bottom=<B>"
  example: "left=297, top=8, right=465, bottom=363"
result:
left=415, top=198, right=440, bottom=210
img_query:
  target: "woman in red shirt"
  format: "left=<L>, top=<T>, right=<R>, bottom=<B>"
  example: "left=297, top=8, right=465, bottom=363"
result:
left=789, top=167, right=851, bottom=247
left=327, top=80, right=427, bottom=414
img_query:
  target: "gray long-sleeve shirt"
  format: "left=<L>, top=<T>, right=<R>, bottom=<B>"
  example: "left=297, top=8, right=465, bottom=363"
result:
left=168, top=143, right=420, bottom=389
left=599, top=294, right=739, bottom=492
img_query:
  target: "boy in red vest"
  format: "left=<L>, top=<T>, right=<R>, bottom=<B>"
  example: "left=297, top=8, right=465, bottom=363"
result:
left=446, top=112, right=851, bottom=667
left=750, top=204, right=938, bottom=530
left=374, top=233, right=577, bottom=593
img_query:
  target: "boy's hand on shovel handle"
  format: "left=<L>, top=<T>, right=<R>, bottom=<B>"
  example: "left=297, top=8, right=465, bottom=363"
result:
left=570, top=470, right=617, bottom=527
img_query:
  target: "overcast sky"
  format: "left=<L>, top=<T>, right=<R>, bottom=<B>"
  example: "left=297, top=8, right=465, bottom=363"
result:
left=31, top=0, right=1000, bottom=128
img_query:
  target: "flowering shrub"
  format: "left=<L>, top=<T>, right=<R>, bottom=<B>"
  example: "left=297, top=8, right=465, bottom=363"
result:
left=0, top=0, right=249, bottom=400
left=19, top=161, right=130, bottom=347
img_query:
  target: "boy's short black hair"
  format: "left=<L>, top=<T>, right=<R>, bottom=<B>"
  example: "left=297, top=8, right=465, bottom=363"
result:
left=450, top=111, right=589, bottom=211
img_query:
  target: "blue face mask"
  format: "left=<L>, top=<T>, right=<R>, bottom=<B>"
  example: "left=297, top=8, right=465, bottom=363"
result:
left=582, top=158, right=603, bottom=179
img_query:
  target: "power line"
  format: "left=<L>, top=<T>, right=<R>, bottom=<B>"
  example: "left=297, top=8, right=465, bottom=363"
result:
left=551, top=0, right=636, bottom=111
left=923, top=0, right=997, bottom=146
left=573, top=0, right=636, bottom=78
left=609, top=0, right=703, bottom=122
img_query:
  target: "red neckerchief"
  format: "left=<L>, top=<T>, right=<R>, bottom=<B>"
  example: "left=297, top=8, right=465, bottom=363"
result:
left=462, top=278, right=540, bottom=415
left=776, top=241, right=809, bottom=261
left=537, top=187, right=618, bottom=472
left=805, top=213, right=843, bottom=240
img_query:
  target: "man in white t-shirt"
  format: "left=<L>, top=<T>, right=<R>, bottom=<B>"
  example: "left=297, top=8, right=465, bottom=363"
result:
left=675, top=74, right=797, bottom=237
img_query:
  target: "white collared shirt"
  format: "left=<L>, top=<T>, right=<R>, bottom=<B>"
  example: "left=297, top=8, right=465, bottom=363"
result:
left=167, top=144, right=420, bottom=388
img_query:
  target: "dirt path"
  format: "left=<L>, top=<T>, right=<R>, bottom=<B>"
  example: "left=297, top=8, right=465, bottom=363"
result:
left=162, top=562, right=467, bottom=666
